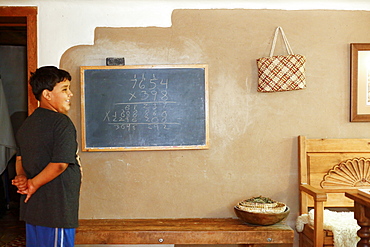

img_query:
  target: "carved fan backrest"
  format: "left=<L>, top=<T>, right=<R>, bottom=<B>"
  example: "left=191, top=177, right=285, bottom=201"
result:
left=321, top=157, right=370, bottom=189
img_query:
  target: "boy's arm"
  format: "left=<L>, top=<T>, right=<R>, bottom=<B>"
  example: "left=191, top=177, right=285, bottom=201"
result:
left=12, top=156, right=28, bottom=192
left=24, top=162, right=69, bottom=203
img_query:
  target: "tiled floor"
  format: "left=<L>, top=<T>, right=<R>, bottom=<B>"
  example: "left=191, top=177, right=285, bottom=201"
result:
left=0, top=207, right=25, bottom=247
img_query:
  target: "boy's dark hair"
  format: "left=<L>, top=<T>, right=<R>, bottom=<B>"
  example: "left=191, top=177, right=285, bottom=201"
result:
left=30, top=66, right=72, bottom=101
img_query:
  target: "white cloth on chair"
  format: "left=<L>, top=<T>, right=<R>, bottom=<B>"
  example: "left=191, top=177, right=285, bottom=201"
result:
left=296, top=209, right=360, bottom=247
left=0, top=78, right=17, bottom=174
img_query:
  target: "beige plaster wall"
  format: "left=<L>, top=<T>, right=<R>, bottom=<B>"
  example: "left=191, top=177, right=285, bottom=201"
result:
left=61, top=8, right=370, bottom=232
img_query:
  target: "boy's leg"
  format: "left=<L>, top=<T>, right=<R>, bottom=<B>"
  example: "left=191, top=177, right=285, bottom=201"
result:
left=26, top=223, right=75, bottom=247
left=25, top=223, right=38, bottom=247
left=57, top=227, right=75, bottom=247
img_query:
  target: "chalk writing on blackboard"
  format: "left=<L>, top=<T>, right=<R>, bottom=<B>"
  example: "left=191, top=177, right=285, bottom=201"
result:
left=80, top=65, right=209, bottom=151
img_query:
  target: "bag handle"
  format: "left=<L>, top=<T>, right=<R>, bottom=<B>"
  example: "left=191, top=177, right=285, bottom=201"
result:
left=269, top=26, right=294, bottom=57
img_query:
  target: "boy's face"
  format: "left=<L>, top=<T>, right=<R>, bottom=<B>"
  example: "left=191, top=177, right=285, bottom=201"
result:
left=42, top=79, right=73, bottom=114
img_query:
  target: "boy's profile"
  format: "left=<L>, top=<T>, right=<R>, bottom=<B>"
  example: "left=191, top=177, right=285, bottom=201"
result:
left=12, top=66, right=81, bottom=247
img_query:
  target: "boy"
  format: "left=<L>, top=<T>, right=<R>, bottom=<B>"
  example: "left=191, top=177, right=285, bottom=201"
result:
left=12, top=66, right=81, bottom=247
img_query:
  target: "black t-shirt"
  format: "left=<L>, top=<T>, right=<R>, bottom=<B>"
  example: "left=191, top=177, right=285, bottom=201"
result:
left=17, top=107, right=81, bottom=228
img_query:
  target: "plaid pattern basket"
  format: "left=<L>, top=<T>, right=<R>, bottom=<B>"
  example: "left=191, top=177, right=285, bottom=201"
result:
left=257, top=27, right=306, bottom=92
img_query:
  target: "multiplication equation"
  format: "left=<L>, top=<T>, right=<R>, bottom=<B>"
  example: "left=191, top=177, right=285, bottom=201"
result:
left=103, top=73, right=180, bottom=131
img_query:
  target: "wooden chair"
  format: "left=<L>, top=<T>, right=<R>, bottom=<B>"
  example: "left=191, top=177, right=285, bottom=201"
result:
left=298, top=136, right=370, bottom=247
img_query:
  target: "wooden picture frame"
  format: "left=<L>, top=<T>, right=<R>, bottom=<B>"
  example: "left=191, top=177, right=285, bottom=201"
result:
left=80, top=64, right=209, bottom=151
left=350, top=43, right=370, bottom=121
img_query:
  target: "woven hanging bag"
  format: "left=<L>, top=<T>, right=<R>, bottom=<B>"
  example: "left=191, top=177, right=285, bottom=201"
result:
left=257, top=27, right=306, bottom=92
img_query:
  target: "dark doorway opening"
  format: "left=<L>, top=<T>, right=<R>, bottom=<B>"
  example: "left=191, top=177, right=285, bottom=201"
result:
left=0, top=7, right=37, bottom=218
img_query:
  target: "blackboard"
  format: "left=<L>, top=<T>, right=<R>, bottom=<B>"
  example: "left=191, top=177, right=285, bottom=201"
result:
left=80, top=65, right=209, bottom=151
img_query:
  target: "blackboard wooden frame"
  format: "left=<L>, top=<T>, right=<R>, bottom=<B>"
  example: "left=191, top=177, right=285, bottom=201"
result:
left=80, top=64, right=209, bottom=151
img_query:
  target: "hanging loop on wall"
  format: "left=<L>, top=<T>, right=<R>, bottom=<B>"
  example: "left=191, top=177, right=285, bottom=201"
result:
left=269, top=26, right=294, bottom=57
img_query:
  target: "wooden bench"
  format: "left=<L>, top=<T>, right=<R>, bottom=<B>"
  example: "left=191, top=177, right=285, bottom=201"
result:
left=298, top=136, right=370, bottom=247
left=75, top=218, right=294, bottom=246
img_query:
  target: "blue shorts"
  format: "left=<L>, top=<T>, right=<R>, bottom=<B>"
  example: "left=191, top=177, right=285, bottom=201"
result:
left=26, top=223, right=75, bottom=247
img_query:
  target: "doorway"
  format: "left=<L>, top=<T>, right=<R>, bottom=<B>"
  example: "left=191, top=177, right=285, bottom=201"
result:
left=0, top=6, right=38, bottom=113
left=0, top=6, right=37, bottom=216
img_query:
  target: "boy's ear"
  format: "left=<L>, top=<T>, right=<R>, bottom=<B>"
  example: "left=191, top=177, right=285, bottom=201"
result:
left=42, top=89, right=52, bottom=101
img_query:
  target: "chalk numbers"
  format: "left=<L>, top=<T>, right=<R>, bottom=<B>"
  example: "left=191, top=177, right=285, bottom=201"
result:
left=104, top=73, right=174, bottom=131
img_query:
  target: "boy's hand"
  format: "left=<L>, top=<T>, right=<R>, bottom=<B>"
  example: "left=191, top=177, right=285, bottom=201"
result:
left=12, top=175, right=28, bottom=192
left=12, top=162, right=68, bottom=203
left=23, top=179, right=37, bottom=203
left=12, top=176, right=38, bottom=203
